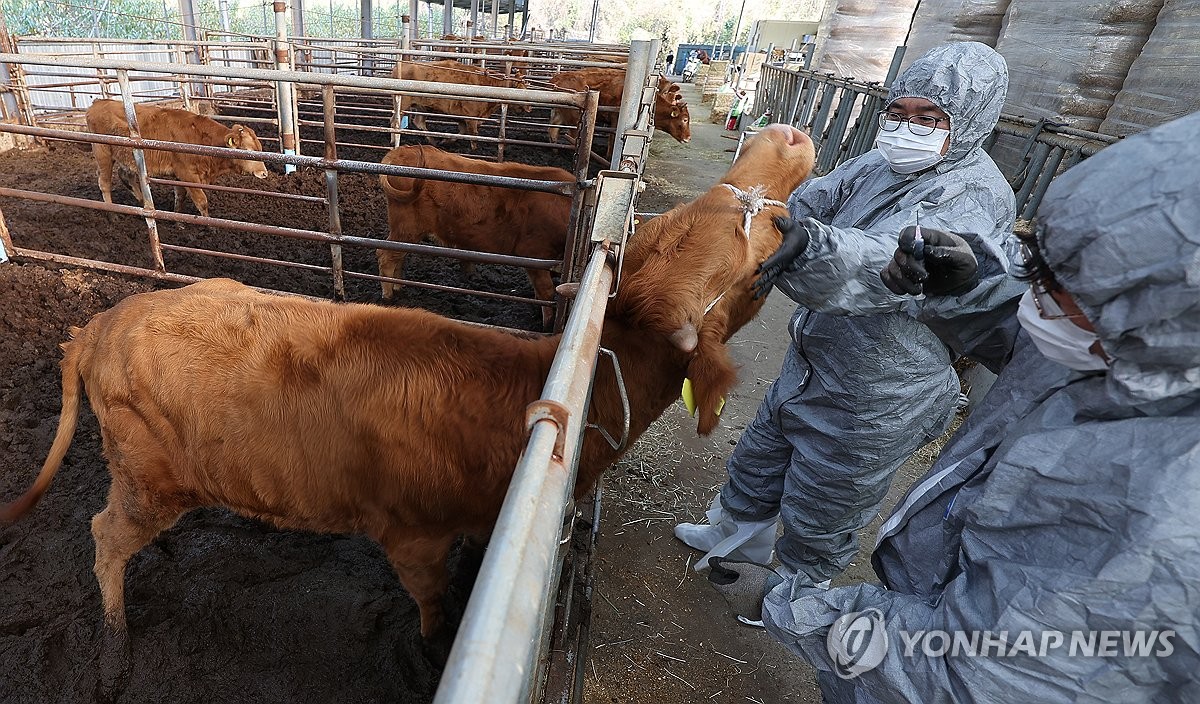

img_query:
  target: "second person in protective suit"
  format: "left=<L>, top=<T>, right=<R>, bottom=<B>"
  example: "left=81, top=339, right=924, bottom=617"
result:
left=675, top=42, right=1020, bottom=590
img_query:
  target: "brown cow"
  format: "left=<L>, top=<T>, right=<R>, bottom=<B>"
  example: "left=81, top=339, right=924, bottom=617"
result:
left=394, top=59, right=529, bottom=149
left=376, top=145, right=572, bottom=328
left=547, top=67, right=691, bottom=145
left=0, top=124, right=813, bottom=658
left=85, top=99, right=269, bottom=218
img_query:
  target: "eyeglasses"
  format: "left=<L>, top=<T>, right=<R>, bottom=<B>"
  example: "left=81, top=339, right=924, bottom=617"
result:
left=876, top=111, right=949, bottom=137
left=1019, top=243, right=1074, bottom=320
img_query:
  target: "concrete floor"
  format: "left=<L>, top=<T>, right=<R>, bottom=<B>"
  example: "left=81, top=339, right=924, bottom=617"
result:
left=581, top=82, right=935, bottom=704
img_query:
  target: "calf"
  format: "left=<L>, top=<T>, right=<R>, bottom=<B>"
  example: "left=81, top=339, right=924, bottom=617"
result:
left=376, top=145, right=572, bottom=328
left=85, top=99, right=269, bottom=218
left=394, top=59, right=529, bottom=149
left=1, top=124, right=813, bottom=658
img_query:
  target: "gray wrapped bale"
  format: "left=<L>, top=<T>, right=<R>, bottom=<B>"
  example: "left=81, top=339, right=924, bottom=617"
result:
left=813, top=0, right=919, bottom=83
left=1100, top=0, right=1200, bottom=137
left=901, top=0, right=1014, bottom=71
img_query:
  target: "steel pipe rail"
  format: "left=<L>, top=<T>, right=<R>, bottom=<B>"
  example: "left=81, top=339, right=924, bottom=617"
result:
left=0, top=122, right=578, bottom=196
left=0, top=53, right=588, bottom=108
left=0, top=186, right=561, bottom=272
left=433, top=243, right=614, bottom=704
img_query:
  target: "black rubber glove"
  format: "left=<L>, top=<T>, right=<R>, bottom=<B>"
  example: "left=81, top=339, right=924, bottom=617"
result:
left=880, top=226, right=979, bottom=297
left=751, top=216, right=814, bottom=300
left=706, top=557, right=784, bottom=624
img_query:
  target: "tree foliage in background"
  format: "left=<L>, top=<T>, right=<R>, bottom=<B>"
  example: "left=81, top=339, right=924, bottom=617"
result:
left=1, top=0, right=825, bottom=42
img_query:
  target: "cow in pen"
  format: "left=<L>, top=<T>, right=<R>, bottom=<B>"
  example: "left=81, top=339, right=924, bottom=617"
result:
left=85, top=99, right=269, bottom=218
left=0, top=124, right=814, bottom=670
left=393, top=59, right=530, bottom=149
left=377, top=144, right=573, bottom=328
left=547, top=68, right=692, bottom=145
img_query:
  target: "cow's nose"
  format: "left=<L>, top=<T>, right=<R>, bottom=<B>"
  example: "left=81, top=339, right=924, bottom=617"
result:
left=255, top=170, right=269, bottom=179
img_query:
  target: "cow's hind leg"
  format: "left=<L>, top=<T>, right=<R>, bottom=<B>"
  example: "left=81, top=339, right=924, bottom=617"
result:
left=91, top=483, right=184, bottom=699
left=528, top=269, right=557, bottom=330
left=380, top=529, right=456, bottom=643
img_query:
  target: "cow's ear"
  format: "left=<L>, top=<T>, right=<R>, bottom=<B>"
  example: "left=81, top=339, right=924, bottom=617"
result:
left=671, top=109, right=679, bottom=118
left=225, top=132, right=237, bottom=148
left=685, top=329, right=737, bottom=436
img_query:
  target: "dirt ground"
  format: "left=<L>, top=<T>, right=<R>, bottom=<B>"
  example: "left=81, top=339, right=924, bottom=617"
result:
left=582, top=84, right=936, bottom=704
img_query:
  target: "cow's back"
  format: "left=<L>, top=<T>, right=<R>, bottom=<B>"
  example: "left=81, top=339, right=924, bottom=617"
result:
left=74, top=278, right=555, bottom=535
left=84, top=99, right=227, bottom=177
left=381, top=146, right=571, bottom=258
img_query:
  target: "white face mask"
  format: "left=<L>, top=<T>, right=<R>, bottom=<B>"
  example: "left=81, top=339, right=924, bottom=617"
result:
left=875, top=122, right=950, bottom=174
left=1017, top=290, right=1109, bottom=371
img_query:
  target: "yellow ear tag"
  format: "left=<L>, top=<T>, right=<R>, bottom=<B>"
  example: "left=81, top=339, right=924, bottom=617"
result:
left=681, top=378, right=726, bottom=418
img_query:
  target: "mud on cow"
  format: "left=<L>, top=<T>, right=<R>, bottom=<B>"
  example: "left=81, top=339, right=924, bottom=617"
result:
left=377, top=145, right=572, bottom=328
left=547, top=67, right=691, bottom=146
left=85, top=99, right=269, bottom=218
left=0, top=124, right=814, bottom=671
left=394, top=59, right=529, bottom=149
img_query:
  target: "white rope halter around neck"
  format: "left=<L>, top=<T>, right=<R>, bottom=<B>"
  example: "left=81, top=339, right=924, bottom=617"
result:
left=722, top=183, right=788, bottom=241
left=703, top=184, right=789, bottom=315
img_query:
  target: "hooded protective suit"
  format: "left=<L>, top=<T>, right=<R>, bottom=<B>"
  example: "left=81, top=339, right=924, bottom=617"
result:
left=764, top=111, right=1200, bottom=702
left=678, top=42, right=1018, bottom=582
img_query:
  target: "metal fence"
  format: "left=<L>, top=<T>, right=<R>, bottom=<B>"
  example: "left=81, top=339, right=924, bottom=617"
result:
left=0, top=36, right=665, bottom=704
left=749, top=60, right=1119, bottom=218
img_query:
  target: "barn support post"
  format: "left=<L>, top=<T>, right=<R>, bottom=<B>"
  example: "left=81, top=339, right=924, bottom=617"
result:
left=274, top=1, right=298, bottom=172
left=442, top=0, right=453, bottom=37
left=360, top=0, right=374, bottom=40
left=488, top=0, right=498, bottom=39
left=115, top=69, right=166, bottom=273
left=321, top=85, right=346, bottom=299
left=587, top=0, right=598, bottom=43
left=178, top=0, right=200, bottom=43
left=409, top=0, right=420, bottom=39
left=507, top=0, right=515, bottom=39
left=292, top=0, right=305, bottom=39
left=468, top=0, right=479, bottom=37
left=218, top=0, right=231, bottom=33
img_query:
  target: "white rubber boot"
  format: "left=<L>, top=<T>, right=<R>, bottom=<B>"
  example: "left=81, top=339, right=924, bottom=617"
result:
left=674, top=495, right=778, bottom=572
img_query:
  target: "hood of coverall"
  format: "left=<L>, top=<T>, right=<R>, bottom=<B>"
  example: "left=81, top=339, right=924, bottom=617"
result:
left=886, top=42, right=1009, bottom=164
left=1037, top=111, right=1200, bottom=405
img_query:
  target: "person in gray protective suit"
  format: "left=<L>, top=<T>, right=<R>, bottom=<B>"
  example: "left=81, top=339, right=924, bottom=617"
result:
left=709, top=111, right=1200, bottom=702
left=675, top=42, right=1018, bottom=587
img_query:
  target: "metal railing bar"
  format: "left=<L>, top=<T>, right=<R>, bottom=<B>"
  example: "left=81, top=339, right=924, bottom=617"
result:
left=0, top=53, right=589, bottom=108
left=146, top=178, right=328, bottom=204
left=0, top=123, right=578, bottom=196
left=0, top=186, right=562, bottom=271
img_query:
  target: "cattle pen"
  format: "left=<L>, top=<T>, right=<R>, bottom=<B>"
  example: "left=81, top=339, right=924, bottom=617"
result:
left=0, top=23, right=669, bottom=704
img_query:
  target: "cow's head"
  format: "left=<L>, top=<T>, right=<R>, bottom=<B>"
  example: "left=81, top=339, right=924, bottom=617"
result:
left=225, top=124, right=269, bottom=179
left=613, top=124, right=814, bottom=433
left=657, top=99, right=691, bottom=144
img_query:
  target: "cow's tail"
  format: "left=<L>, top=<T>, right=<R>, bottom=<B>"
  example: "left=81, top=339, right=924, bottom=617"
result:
left=379, top=145, right=427, bottom=204
left=0, top=331, right=84, bottom=524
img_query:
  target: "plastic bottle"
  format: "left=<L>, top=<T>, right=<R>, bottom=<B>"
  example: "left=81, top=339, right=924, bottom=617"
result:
left=749, top=109, right=772, bottom=130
